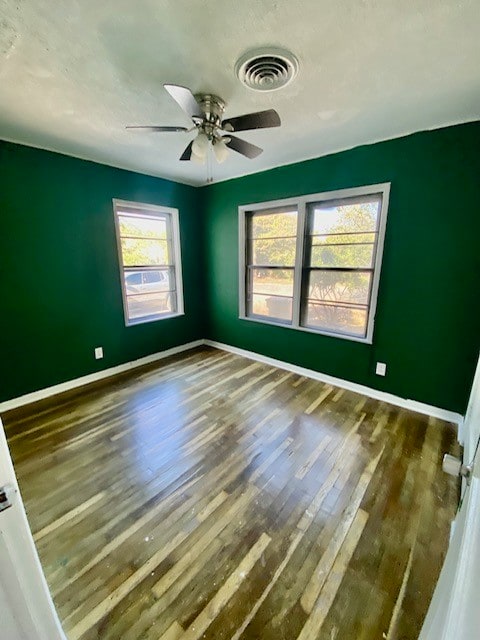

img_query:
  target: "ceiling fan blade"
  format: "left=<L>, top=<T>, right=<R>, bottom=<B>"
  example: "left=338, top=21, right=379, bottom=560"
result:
left=164, top=84, right=203, bottom=120
left=126, top=125, right=189, bottom=132
left=222, top=109, right=281, bottom=132
left=179, top=140, right=194, bottom=161
left=224, top=135, right=263, bottom=159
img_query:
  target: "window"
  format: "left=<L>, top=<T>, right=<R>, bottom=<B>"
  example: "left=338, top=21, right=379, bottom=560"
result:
left=113, top=200, right=184, bottom=325
left=246, top=207, right=297, bottom=323
left=239, top=184, right=390, bottom=343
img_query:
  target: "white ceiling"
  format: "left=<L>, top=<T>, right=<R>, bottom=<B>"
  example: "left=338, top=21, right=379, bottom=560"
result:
left=1, top=0, right=479, bottom=186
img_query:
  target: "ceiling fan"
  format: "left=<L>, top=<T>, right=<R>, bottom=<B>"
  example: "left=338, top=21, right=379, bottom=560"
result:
left=126, top=84, right=281, bottom=164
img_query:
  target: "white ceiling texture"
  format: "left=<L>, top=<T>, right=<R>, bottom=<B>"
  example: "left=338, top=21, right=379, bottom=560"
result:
left=0, top=0, right=479, bottom=186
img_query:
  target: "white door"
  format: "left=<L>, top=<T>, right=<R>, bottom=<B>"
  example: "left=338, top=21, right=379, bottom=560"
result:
left=0, top=417, right=65, bottom=640
left=420, top=354, right=480, bottom=640
left=462, top=355, right=480, bottom=463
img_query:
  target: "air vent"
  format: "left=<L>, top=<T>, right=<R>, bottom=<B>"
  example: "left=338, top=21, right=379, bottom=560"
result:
left=236, top=48, right=298, bottom=92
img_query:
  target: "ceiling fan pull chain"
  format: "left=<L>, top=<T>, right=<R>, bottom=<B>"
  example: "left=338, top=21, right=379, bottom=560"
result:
left=206, top=144, right=213, bottom=184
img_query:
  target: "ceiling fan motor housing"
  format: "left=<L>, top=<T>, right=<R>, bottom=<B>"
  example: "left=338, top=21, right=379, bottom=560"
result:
left=194, top=94, right=225, bottom=137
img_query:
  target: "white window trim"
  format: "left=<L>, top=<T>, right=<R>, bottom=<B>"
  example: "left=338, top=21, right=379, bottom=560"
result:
left=238, top=182, right=391, bottom=344
left=113, top=199, right=185, bottom=326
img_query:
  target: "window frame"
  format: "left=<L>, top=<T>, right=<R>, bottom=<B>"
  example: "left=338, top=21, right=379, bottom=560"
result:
left=113, top=199, right=184, bottom=326
left=245, top=204, right=298, bottom=325
left=238, top=183, right=391, bottom=344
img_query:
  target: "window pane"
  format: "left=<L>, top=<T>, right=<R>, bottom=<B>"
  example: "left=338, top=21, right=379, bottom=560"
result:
left=251, top=268, right=294, bottom=297
left=251, top=238, right=296, bottom=266
left=311, top=200, right=380, bottom=235
left=126, top=291, right=176, bottom=321
left=121, top=238, right=169, bottom=266
left=304, top=301, right=367, bottom=337
left=249, top=294, right=293, bottom=322
left=118, top=214, right=167, bottom=239
left=308, top=271, right=371, bottom=305
left=310, top=243, right=374, bottom=268
left=124, top=269, right=174, bottom=294
left=311, top=232, right=375, bottom=244
left=251, top=210, right=297, bottom=239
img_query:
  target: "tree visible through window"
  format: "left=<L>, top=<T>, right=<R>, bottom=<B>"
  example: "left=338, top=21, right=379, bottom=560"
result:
left=241, top=185, right=389, bottom=342
left=303, top=197, right=380, bottom=337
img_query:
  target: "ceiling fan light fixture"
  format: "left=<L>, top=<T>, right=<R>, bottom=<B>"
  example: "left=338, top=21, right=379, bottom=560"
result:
left=192, top=131, right=209, bottom=158
left=213, top=138, right=229, bottom=164
left=191, top=149, right=206, bottom=165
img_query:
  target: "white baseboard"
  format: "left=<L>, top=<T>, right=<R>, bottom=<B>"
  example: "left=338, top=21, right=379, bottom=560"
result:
left=0, top=337, right=465, bottom=427
left=0, top=339, right=205, bottom=413
left=205, top=340, right=464, bottom=426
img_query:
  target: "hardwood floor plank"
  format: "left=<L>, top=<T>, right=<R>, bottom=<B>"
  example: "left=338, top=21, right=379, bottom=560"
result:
left=300, top=446, right=384, bottom=614
left=67, top=529, right=192, bottom=639
left=122, top=498, right=272, bottom=639
left=158, top=621, right=184, bottom=640
left=305, top=385, right=333, bottom=415
left=151, top=486, right=258, bottom=601
left=385, top=545, right=415, bottom=639
left=196, top=489, right=229, bottom=523
left=295, top=434, right=332, bottom=480
left=296, top=509, right=369, bottom=640
left=232, top=436, right=369, bottom=639
left=50, top=472, right=204, bottom=596
left=181, top=533, right=271, bottom=640
left=33, top=492, right=106, bottom=541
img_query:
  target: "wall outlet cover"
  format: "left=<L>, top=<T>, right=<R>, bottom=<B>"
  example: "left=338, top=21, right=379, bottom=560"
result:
left=95, top=347, right=103, bottom=360
left=376, top=362, right=387, bottom=376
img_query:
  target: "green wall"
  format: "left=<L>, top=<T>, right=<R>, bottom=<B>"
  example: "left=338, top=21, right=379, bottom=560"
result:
left=0, top=141, right=205, bottom=403
left=2, top=123, right=479, bottom=413
left=203, top=122, right=480, bottom=414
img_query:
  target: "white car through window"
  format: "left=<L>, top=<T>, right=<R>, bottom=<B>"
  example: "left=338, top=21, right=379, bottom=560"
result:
left=125, top=270, right=170, bottom=295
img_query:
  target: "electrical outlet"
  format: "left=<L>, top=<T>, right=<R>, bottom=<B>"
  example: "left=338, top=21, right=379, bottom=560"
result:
left=94, top=347, right=103, bottom=360
left=375, top=362, right=386, bottom=376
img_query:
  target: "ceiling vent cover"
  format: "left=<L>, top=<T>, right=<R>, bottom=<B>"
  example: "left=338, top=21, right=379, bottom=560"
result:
left=236, top=47, right=298, bottom=92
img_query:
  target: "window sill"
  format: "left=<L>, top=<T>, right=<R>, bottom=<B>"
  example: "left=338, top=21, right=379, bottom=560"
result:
left=125, top=311, right=185, bottom=327
left=239, top=314, right=373, bottom=344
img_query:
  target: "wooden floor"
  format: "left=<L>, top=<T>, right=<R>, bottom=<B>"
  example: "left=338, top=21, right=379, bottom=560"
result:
left=4, top=347, right=460, bottom=640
